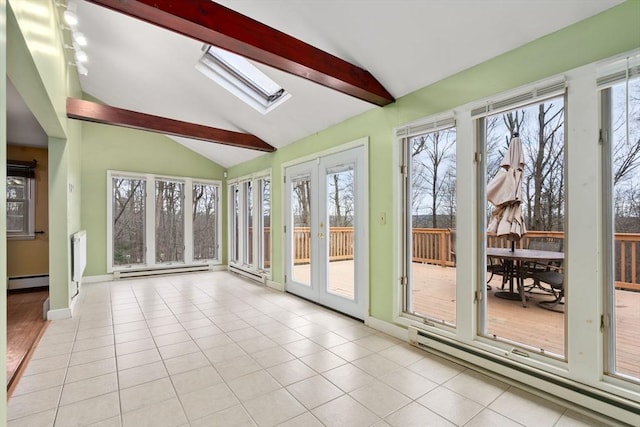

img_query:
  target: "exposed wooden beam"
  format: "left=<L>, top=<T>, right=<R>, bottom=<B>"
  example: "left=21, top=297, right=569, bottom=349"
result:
left=66, top=98, right=275, bottom=152
left=85, top=0, right=395, bottom=106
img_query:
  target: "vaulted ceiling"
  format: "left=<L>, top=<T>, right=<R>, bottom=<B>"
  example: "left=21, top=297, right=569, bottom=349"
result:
left=8, top=1, right=625, bottom=167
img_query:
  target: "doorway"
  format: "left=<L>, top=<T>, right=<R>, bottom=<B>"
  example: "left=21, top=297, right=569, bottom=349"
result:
left=284, top=145, right=368, bottom=319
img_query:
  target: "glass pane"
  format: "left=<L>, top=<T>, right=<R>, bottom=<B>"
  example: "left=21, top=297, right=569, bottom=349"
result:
left=407, top=128, right=457, bottom=325
left=291, top=175, right=311, bottom=286
left=483, top=97, right=566, bottom=357
left=245, top=181, right=253, bottom=265
left=261, top=178, right=271, bottom=271
left=326, top=165, right=355, bottom=300
left=610, top=78, right=640, bottom=380
left=193, top=183, right=218, bottom=261
left=6, top=177, right=26, bottom=200
left=155, top=180, right=185, bottom=263
left=112, top=178, right=146, bottom=266
left=231, top=184, right=239, bottom=263
left=7, top=201, right=25, bottom=232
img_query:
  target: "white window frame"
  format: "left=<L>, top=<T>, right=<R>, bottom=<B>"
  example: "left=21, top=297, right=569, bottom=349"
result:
left=107, top=170, right=221, bottom=273
left=228, top=169, right=272, bottom=279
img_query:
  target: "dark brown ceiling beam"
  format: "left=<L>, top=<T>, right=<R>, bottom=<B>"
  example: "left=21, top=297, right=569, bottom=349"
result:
left=66, top=98, right=276, bottom=152
left=85, top=0, right=395, bottom=106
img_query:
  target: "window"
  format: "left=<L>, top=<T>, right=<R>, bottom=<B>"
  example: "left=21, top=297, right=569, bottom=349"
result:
left=196, top=45, right=291, bottom=114
left=107, top=172, right=221, bottom=271
left=600, top=55, right=640, bottom=383
left=228, top=172, right=272, bottom=277
left=6, top=161, right=36, bottom=239
left=478, top=87, right=566, bottom=358
left=400, top=119, right=457, bottom=326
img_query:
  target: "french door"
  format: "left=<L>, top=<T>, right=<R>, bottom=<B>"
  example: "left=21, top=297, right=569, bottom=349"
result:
left=284, top=146, right=367, bottom=319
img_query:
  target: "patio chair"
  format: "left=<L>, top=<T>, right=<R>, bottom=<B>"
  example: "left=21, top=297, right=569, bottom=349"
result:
left=532, top=270, right=564, bottom=312
left=524, top=238, right=563, bottom=293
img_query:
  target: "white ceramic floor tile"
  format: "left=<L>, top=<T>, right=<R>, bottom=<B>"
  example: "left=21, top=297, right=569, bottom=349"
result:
left=384, top=402, right=455, bottom=427
left=171, top=365, right=223, bottom=395
left=194, top=333, right=234, bottom=350
left=86, top=416, right=122, bottom=427
left=276, top=412, right=324, bottom=427
left=121, top=397, right=187, bottom=427
left=116, top=348, right=162, bottom=370
left=21, top=354, right=69, bottom=377
left=227, top=370, right=282, bottom=401
left=65, top=358, right=117, bottom=384
left=353, top=334, right=399, bottom=352
left=163, top=351, right=211, bottom=376
left=417, top=386, right=484, bottom=425
left=352, top=353, right=402, bottom=378
left=443, top=369, right=509, bottom=406
left=312, top=394, right=380, bottom=427
left=379, top=368, right=438, bottom=400
left=378, top=344, right=425, bottom=367
left=11, top=368, right=66, bottom=397
left=203, top=342, right=247, bottom=364
left=7, top=387, right=62, bottom=421
left=180, top=383, right=240, bottom=422
left=215, top=354, right=263, bottom=381
left=282, top=338, right=325, bottom=358
left=189, top=404, right=256, bottom=427
left=555, top=410, right=613, bottom=427
left=350, top=380, right=412, bottom=418
left=118, top=361, right=168, bottom=390
left=267, top=359, right=317, bottom=387
left=251, top=346, right=295, bottom=368
left=465, top=409, right=524, bottom=427
left=329, top=341, right=373, bottom=362
left=153, top=330, right=192, bottom=347
left=60, top=372, right=118, bottom=406
left=157, top=340, right=199, bottom=359
left=115, top=337, right=156, bottom=356
left=119, top=377, right=176, bottom=413
left=7, top=409, right=56, bottom=427
left=114, top=329, right=152, bottom=345
left=322, top=363, right=376, bottom=393
left=407, top=353, right=465, bottom=384
left=286, top=375, right=344, bottom=409
left=54, top=392, right=120, bottom=427
left=299, top=349, right=348, bottom=373
left=242, top=388, right=306, bottom=427
left=489, top=387, right=566, bottom=427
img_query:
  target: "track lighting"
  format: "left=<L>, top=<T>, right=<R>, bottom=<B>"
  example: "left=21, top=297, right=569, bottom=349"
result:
left=73, top=32, right=87, bottom=47
left=63, top=2, right=78, bottom=26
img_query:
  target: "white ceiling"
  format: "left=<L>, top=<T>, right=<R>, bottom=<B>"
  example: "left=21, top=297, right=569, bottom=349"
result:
left=7, top=1, right=624, bottom=167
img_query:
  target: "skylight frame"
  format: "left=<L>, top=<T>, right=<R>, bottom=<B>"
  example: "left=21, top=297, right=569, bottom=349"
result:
left=196, top=45, right=291, bottom=114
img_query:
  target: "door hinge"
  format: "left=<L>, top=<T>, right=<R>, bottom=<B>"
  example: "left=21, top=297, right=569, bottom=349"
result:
left=474, top=152, right=482, bottom=163
left=283, top=175, right=286, bottom=183
left=600, top=314, right=610, bottom=332
left=400, top=165, right=407, bottom=176
left=400, top=276, right=407, bottom=286
left=284, top=225, right=287, bottom=233
left=474, top=290, right=482, bottom=303
left=284, top=274, right=287, bottom=282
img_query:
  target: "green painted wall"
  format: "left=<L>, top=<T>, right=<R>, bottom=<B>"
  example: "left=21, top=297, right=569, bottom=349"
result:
left=1, top=0, right=7, bottom=415
left=228, top=1, right=640, bottom=323
left=7, top=0, right=84, bottom=312
left=80, top=122, right=226, bottom=276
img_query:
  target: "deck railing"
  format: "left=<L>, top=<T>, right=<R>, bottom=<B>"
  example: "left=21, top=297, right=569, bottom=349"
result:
left=284, top=227, right=640, bottom=291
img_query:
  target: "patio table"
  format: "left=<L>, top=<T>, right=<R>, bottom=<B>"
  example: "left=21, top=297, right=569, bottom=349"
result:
left=486, top=247, right=564, bottom=307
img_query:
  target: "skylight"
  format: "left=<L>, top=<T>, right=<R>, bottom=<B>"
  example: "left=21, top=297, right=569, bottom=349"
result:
left=196, top=45, right=291, bottom=114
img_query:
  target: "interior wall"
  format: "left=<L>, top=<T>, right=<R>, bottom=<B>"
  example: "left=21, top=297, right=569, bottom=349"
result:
left=80, top=122, right=227, bottom=277
left=6, top=145, right=49, bottom=278
left=1, top=0, right=9, bottom=415
left=227, top=1, right=640, bottom=323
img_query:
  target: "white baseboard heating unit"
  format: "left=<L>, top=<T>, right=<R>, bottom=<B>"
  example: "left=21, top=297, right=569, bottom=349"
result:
left=113, top=264, right=211, bottom=279
left=228, top=264, right=267, bottom=284
left=72, top=230, right=87, bottom=283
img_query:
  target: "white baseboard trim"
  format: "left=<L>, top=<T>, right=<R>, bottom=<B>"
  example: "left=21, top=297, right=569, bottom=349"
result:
left=266, top=280, right=283, bottom=292
left=82, top=274, right=113, bottom=284
left=365, top=316, right=406, bottom=340
left=47, top=307, right=73, bottom=321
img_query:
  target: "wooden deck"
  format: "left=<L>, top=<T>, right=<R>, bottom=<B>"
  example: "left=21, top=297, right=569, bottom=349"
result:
left=294, top=261, right=640, bottom=379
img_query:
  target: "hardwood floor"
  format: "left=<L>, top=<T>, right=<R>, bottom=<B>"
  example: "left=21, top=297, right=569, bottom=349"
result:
left=6, top=288, right=50, bottom=392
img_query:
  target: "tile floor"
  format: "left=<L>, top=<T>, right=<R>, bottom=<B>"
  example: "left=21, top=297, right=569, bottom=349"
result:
left=7, top=271, right=613, bottom=426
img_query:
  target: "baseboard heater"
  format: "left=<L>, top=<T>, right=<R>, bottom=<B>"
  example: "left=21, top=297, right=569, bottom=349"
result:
left=114, top=265, right=211, bottom=279
left=228, top=264, right=266, bottom=284
left=7, top=274, right=49, bottom=290
left=407, top=326, right=640, bottom=423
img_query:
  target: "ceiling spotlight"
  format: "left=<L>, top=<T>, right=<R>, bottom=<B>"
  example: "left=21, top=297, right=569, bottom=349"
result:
left=64, top=2, right=78, bottom=27
left=73, top=32, right=87, bottom=47
left=77, top=63, right=88, bottom=76
left=75, top=50, right=88, bottom=63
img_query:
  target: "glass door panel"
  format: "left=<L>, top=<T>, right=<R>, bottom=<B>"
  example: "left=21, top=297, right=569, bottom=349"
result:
left=192, top=183, right=218, bottom=261
left=326, top=165, right=355, bottom=300
left=291, top=174, right=312, bottom=287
